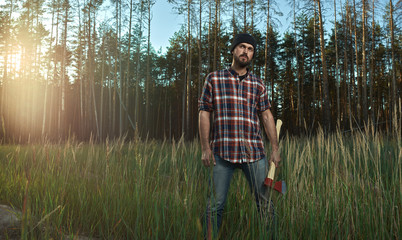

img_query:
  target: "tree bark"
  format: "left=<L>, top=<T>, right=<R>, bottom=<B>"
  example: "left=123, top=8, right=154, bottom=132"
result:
left=126, top=0, right=134, bottom=135
left=389, top=0, right=397, bottom=132
left=369, top=0, right=375, bottom=125
left=146, top=0, right=153, bottom=136
left=243, top=0, right=247, bottom=32
left=198, top=0, right=202, bottom=97
left=362, top=0, right=368, bottom=124
left=264, top=0, right=270, bottom=96
left=353, top=0, right=361, bottom=125
left=61, top=0, right=69, bottom=137
left=186, top=0, right=192, bottom=137
left=317, top=0, right=331, bottom=131
left=42, top=0, right=56, bottom=137
left=334, top=0, right=340, bottom=127
left=135, top=0, right=144, bottom=133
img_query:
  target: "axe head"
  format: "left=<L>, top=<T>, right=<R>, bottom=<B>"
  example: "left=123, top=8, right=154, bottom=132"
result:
left=273, top=180, right=287, bottom=195
left=264, top=178, right=287, bottom=195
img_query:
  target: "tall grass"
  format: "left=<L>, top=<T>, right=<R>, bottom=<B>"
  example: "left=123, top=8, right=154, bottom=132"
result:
left=0, top=129, right=400, bottom=239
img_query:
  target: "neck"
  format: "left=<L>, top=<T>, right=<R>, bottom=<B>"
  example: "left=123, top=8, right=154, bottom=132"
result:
left=231, top=62, right=248, bottom=76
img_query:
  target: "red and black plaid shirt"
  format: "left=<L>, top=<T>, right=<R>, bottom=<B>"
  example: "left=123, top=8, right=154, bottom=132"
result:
left=199, top=68, right=271, bottom=163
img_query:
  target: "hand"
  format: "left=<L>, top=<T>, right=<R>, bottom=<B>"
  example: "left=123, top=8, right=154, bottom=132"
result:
left=269, top=150, right=281, bottom=168
left=201, top=148, right=216, bottom=167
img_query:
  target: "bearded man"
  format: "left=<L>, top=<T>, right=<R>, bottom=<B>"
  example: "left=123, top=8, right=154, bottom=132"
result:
left=198, top=33, right=281, bottom=238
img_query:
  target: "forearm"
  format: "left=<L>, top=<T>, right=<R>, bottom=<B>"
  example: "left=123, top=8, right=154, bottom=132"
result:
left=261, top=109, right=279, bottom=151
left=199, top=110, right=211, bottom=150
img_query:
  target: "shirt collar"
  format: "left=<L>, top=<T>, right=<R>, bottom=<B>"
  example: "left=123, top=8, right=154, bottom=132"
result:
left=228, top=67, right=250, bottom=78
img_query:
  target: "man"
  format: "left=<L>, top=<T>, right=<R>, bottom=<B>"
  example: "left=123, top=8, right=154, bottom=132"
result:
left=198, top=33, right=281, bottom=238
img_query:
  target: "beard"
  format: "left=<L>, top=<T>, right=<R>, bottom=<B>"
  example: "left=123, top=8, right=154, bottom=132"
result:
left=233, top=53, right=252, bottom=68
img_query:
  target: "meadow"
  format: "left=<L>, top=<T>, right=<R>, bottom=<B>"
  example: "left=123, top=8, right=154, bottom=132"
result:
left=0, top=129, right=400, bottom=239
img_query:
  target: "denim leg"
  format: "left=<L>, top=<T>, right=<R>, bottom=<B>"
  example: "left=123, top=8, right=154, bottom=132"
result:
left=241, top=158, right=276, bottom=237
left=204, top=155, right=235, bottom=239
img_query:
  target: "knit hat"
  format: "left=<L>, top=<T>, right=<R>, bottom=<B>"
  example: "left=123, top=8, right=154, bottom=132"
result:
left=230, top=33, right=257, bottom=53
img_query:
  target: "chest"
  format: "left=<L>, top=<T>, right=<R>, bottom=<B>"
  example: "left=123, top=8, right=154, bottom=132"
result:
left=213, top=77, right=259, bottom=107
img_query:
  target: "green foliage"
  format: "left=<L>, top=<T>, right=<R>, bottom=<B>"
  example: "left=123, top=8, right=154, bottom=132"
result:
left=0, top=130, right=400, bottom=239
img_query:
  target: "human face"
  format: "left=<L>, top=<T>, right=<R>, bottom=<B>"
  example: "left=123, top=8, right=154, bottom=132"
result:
left=232, top=43, right=254, bottom=68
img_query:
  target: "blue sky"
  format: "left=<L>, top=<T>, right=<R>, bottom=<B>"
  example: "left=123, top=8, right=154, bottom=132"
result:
left=151, top=1, right=292, bottom=53
left=151, top=1, right=183, bottom=53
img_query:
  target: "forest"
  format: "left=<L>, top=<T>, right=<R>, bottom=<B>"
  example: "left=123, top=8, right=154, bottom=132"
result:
left=0, top=0, right=401, bottom=142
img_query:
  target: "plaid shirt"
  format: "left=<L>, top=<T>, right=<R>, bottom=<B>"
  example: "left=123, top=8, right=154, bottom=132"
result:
left=199, top=67, right=271, bottom=163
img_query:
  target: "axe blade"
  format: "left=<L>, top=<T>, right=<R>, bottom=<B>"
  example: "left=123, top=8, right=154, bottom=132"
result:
left=273, top=180, right=287, bottom=195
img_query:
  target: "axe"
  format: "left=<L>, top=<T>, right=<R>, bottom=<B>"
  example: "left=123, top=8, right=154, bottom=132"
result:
left=264, top=119, right=287, bottom=194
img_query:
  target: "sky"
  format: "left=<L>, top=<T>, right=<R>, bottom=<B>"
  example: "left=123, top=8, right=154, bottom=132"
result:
left=151, top=1, right=292, bottom=53
left=151, top=1, right=183, bottom=53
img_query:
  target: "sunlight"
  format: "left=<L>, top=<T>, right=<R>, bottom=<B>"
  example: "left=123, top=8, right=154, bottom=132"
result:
left=5, top=78, right=44, bottom=135
left=2, top=44, right=47, bottom=137
left=4, top=47, right=23, bottom=77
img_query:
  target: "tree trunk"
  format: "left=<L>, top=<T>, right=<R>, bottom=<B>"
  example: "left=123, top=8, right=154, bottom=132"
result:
left=348, top=1, right=354, bottom=129
left=78, top=1, right=84, bottom=138
left=135, top=0, right=144, bottom=134
left=334, top=0, right=340, bottom=127
left=293, top=0, right=299, bottom=128
left=112, top=1, right=118, bottom=137
left=362, top=0, right=368, bottom=124
left=264, top=0, right=270, bottom=89
left=126, top=0, right=133, bottom=134
left=369, top=0, right=375, bottom=125
left=213, top=0, right=219, bottom=71
left=54, top=2, right=60, bottom=137
left=42, top=0, right=56, bottom=137
left=118, top=0, right=123, bottom=137
left=232, top=0, right=236, bottom=35
left=312, top=0, right=317, bottom=128
left=342, top=2, right=351, bottom=129
left=208, top=0, right=212, bottom=72
left=100, top=34, right=106, bottom=140
left=61, top=0, right=69, bottom=138
left=146, top=0, right=153, bottom=136
left=317, top=0, right=331, bottom=131
left=186, top=0, right=192, bottom=137
left=250, top=0, right=254, bottom=33
left=389, top=0, right=397, bottom=132
left=90, top=5, right=99, bottom=138
left=353, top=0, right=361, bottom=125
left=243, top=0, right=247, bottom=32
left=198, top=0, right=202, bottom=97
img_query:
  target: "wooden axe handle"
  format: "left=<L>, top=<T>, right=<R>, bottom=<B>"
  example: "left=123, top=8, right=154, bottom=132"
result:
left=267, top=119, right=282, bottom=180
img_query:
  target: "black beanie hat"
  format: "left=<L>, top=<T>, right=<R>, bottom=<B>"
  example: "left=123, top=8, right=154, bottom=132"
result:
left=230, top=33, right=256, bottom=52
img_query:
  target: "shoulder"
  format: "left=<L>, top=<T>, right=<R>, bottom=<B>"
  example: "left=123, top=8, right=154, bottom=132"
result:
left=209, top=69, right=230, bottom=76
left=249, top=72, right=265, bottom=87
left=206, top=69, right=231, bottom=81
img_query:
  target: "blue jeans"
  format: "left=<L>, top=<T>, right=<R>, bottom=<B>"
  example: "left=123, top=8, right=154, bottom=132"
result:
left=204, top=155, right=275, bottom=238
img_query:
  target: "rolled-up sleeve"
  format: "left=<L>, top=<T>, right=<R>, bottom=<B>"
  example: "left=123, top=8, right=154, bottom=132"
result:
left=198, top=74, right=214, bottom=112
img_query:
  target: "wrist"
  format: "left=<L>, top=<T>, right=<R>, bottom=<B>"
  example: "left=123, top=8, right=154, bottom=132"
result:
left=201, top=145, right=211, bottom=151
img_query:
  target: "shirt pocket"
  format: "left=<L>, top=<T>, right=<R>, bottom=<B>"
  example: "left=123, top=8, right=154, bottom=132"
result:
left=243, top=82, right=258, bottom=109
